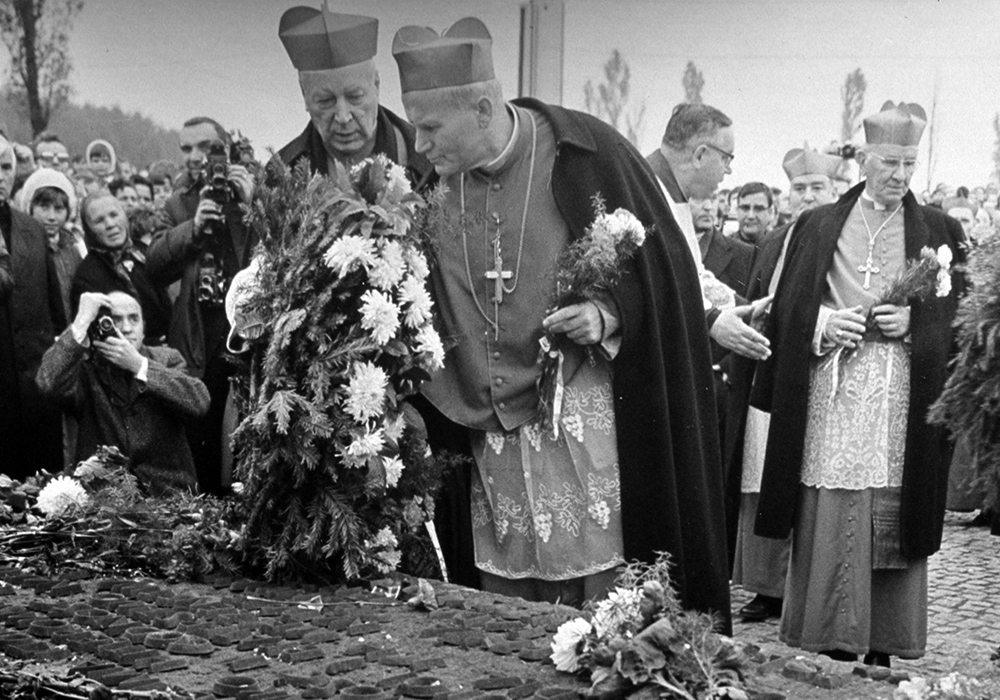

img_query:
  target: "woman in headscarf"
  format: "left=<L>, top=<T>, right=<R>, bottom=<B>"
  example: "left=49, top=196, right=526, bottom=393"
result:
left=70, top=192, right=171, bottom=345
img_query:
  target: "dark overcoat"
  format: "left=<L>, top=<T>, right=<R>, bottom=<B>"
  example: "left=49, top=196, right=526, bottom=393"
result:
left=421, top=99, right=732, bottom=631
left=750, top=182, right=965, bottom=559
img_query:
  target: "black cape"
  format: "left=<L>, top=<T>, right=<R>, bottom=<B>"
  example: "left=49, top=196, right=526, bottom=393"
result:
left=750, top=183, right=965, bottom=559
left=420, top=99, right=731, bottom=631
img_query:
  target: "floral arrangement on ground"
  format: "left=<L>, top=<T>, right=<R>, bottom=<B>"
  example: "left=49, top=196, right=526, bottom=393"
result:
left=230, top=154, right=454, bottom=584
left=549, top=554, right=753, bottom=700
left=0, top=446, right=240, bottom=582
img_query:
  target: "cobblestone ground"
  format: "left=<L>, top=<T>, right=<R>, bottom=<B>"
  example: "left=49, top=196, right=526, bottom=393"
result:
left=732, top=510, right=1000, bottom=688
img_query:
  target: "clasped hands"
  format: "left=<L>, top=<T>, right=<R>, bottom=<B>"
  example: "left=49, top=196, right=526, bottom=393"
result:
left=824, top=304, right=910, bottom=349
left=543, top=301, right=604, bottom=345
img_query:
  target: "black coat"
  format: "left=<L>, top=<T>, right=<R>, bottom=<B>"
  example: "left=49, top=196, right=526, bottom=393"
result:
left=750, top=183, right=965, bottom=559
left=276, top=105, right=431, bottom=185
left=422, top=99, right=731, bottom=631
left=70, top=250, right=172, bottom=346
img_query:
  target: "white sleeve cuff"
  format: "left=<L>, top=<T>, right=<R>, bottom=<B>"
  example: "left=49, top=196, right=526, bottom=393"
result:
left=135, top=356, right=150, bottom=383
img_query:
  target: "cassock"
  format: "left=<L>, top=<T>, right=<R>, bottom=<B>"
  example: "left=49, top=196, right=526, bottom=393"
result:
left=420, top=99, right=731, bottom=631
left=751, top=182, right=964, bottom=656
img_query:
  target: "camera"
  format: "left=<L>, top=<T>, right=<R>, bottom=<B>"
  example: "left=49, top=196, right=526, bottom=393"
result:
left=88, top=306, right=117, bottom=344
left=197, top=252, right=228, bottom=305
left=202, top=142, right=231, bottom=206
left=836, top=144, right=857, bottom=160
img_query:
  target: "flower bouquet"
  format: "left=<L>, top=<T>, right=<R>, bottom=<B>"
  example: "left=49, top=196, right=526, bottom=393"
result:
left=863, top=244, right=953, bottom=334
left=231, top=155, right=449, bottom=582
left=550, top=555, right=752, bottom=700
left=537, top=195, right=646, bottom=437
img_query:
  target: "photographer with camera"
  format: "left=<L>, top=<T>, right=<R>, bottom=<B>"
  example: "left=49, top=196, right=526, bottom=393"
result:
left=146, top=116, right=257, bottom=496
left=36, top=291, right=209, bottom=496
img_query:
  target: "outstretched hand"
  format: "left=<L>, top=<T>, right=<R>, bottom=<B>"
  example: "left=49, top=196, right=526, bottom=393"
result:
left=710, top=305, right=771, bottom=360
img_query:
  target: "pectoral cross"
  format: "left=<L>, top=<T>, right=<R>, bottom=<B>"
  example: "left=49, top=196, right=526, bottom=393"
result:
left=858, top=253, right=880, bottom=290
left=485, top=238, right=512, bottom=340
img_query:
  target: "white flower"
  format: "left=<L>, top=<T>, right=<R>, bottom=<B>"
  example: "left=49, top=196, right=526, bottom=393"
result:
left=383, top=411, right=407, bottom=442
left=347, top=427, right=386, bottom=460
left=592, top=587, right=644, bottom=638
left=387, top=162, right=412, bottom=198
left=550, top=617, right=592, bottom=672
left=399, top=275, right=434, bottom=328
left=344, top=361, right=388, bottom=423
left=370, top=526, right=398, bottom=549
left=36, top=476, right=90, bottom=517
left=383, top=456, right=404, bottom=488
left=893, top=677, right=930, bottom=700
left=936, top=268, right=952, bottom=297
left=404, top=247, right=430, bottom=281
left=324, top=235, right=376, bottom=277
left=369, top=240, right=406, bottom=291
left=360, top=289, right=401, bottom=346
left=609, top=207, right=646, bottom=247
left=936, top=244, right=953, bottom=269
left=365, top=526, right=402, bottom=573
left=415, top=325, right=445, bottom=371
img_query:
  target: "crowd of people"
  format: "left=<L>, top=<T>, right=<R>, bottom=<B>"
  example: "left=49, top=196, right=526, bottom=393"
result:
left=0, top=3, right=992, bottom=673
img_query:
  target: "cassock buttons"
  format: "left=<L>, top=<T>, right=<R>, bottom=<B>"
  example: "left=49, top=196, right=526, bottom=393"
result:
left=491, top=182, right=501, bottom=192
left=494, top=377, right=503, bottom=386
left=498, top=402, right=506, bottom=410
left=492, top=351, right=500, bottom=359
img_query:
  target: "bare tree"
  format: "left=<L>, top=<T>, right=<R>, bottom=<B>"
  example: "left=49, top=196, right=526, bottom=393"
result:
left=0, top=0, right=84, bottom=137
left=583, top=49, right=646, bottom=147
left=840, top=68, right=866, bottom=144
left=682, top=60, right=704, bottom=104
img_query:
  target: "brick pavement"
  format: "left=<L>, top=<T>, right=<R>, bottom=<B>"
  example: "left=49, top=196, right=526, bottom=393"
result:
left=731, top=509, right=1000, bottom=684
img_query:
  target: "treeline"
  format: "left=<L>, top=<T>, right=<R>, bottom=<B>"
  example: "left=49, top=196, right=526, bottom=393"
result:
left=0, top=97, right=179, bottom=167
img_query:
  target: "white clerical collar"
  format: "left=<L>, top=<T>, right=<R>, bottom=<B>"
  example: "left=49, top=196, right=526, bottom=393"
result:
left=477, top=104, right=519, bottom=176
left=860, top=189, right=898, bottom=211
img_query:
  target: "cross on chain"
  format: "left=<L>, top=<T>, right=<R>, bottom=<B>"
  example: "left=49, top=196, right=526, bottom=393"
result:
left=858, top=253, right=880, bottom=290
left=484, top=214, right=511, bottom=340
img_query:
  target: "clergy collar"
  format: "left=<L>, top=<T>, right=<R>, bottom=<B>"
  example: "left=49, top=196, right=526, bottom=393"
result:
left=860, top=187, right=906, bottom=212
left=473, top=103, right=521, bottom=178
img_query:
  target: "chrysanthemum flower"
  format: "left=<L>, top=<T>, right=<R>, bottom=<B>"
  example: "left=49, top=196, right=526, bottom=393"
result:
left=344, top=361, right=388, bottom=423
left=347, top=427, right=385, bottom=460
left=36, top=475, right=90, bottom=518
left=359, top=290, right=401, bottom=346
left=416, top=325, right=445, bottom=371
left=382, top=456, right=404, bottom=488
left=399, top=276, right=434, bottom=328
left=550, top=617, right=592, bottom=672
left=404, top=247, right=430, bottom=281
left=369, top=240, right=406, bottom=291
left=324, top=235, right=376, bottom=277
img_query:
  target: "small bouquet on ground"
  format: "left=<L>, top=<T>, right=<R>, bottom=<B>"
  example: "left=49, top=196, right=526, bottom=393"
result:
left=537, top=195, right=646, bottom=437
left=550, top=554, right=752, bottom=700
left=893, top=672, right=985, bottom=700
left=231, top=154, right=449, bottom=582
left=864, top=244, right=953, bottom=334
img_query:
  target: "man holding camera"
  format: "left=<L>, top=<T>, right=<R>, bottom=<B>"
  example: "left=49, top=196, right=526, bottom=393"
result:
left=275, top=5, right=429, bottom=182
left=36, top=291, right=209, bottom=496
left=147, top=117, right=256, bottom=495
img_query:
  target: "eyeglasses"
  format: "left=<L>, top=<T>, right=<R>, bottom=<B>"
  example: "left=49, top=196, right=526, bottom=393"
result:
left=867, top=152, right=918, bottom=172
left=702, top=142, right=735, bottom=166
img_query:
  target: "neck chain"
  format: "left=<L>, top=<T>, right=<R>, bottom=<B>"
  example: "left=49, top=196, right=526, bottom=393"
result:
left=857, top=200, right=902, bottom=290
left=459, top=109, right=538, bottom=340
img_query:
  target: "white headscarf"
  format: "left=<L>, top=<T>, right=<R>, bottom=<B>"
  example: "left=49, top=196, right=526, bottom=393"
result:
left=16, top=167, right=79, bottom=219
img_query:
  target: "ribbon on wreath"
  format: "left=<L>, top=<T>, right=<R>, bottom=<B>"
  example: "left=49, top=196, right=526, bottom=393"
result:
left=538, top=335, right=566, bottom=440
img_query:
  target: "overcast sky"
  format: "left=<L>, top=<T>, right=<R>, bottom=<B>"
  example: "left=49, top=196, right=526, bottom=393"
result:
left=14, top=0, right=1000, bottom=192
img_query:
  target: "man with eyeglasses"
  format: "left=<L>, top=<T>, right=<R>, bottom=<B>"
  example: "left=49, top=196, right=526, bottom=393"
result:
left=647, top=103, right=771, bottom=364
left=750, top=102, right=965, bottom=668
left=33, top=133, right=71, bottom=174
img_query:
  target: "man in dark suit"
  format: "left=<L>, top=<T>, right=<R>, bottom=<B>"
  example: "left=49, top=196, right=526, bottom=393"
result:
left=37, top=291, right=209, bottom=496
left=0, top=133, right=65, bottom=478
